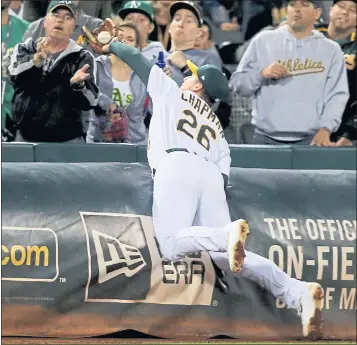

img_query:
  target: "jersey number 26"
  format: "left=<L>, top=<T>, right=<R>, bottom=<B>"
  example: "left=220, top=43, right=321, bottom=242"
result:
left=177, top=110, right=216, bottom=151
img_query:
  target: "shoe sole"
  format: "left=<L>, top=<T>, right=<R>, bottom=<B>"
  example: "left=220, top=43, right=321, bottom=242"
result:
left=304, top=283, right=324, bottom=340
left=228, top=219, right=249, bottom=273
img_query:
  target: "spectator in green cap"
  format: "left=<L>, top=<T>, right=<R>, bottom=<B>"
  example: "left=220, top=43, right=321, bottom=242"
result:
left=23, top=0, right=103, bottom=57
left=119, top=0, right=167, bottom=62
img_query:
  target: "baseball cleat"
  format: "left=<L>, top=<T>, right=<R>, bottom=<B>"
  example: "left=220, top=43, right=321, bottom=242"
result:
left=300, top=282, right=324, bottom=340
left=227, top=219, right=249, bottom=273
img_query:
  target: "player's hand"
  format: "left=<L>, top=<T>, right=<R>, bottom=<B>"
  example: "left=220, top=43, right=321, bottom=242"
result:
left=167, top=50, right=187, bottom=69
left=70, top=64, right=90, bottom=85
left=335, top=137, right=353, bottom=147
left=102, top=37, right=118, bottom=54
left=261, top=62, right=289, bottom=80
left=33, top=37, right=51, bottom=66
left=310, top=128, right=331, bottom=146
left=82, top=18, right=117, bottom=55
left=163, top=65, right=173, bottom=78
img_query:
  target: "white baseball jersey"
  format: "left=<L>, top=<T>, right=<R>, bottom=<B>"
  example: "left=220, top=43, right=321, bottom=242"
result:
left=147, top=65, right=231, bottom=176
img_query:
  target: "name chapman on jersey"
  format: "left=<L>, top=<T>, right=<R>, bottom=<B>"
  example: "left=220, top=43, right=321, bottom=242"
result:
left=181, top=92, right=225, bottom=138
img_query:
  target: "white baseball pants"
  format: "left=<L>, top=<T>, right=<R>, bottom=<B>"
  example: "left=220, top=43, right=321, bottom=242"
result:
left=153, top=152, right=307, bottom=309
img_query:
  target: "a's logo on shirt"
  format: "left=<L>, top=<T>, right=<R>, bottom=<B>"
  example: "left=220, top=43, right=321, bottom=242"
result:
left=277, top=58, right=325, bottom=76
left=76, top=35, right=85, bottom=46
left=344, top=54, right=356, bottom=71
left=113, top=87, right=133, bottom=107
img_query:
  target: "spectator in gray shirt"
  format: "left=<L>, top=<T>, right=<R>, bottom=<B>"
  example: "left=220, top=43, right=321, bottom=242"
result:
left=194, top=19, right=222, bottom=63
left=23, top=0, right=103, bottom=56
left=165, top=1, right=223, bottom=86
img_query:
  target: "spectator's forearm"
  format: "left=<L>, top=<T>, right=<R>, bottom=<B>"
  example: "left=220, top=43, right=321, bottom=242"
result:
left=229, top=68, right=264, bottom=97
left=229, top=38, right=264, bottom=97
left=8, top=39, right=41, bottom=83
left=319, top=50, right=349, bottom=133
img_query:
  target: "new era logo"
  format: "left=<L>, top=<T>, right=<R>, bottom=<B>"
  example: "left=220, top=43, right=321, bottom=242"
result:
left=82, top=212, right=215, bottom=305
left=93, top=230, right=146, bottom=283
left=82, top=212, right=153, bottom=302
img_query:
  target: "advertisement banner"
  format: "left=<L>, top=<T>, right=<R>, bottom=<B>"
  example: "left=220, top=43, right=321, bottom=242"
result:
left=1, top=163, right=356, bottom=339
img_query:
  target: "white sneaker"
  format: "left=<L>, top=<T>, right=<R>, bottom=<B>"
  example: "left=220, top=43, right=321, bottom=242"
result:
left=227, top=219, right=249, bottom=273
left=299, top=282, right=324, bottom=340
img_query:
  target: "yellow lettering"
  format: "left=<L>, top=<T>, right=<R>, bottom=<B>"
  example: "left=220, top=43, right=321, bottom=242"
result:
left=26, top=246, right=49, bottom=267
left=11, top=245, right=26, bottom=266
left=1, top=245, right=9, bottom=265
left=279, top=58, right=324, bottom=75
left=1, top=245, right=49, bottom=267
left=305, top=58, right=311, bottom=69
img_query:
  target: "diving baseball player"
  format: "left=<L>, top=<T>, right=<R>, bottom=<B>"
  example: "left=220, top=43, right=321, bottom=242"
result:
left=83, top=21, right=324, bottom=340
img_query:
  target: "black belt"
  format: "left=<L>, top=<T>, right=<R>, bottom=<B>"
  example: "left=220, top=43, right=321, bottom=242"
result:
left=166, top=148, right=206, bottom=160
left=166, top=148, right=189, bottom=154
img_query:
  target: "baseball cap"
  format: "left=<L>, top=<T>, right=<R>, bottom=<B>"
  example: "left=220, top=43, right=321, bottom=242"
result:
left=333, top=0, right=357, bottom=4
left=119, top=1, right=155, bottom=23
left=170, top=1, right=203, bottom=27
left=186, top=60, right=229, bottom=102
left=288, top=0, right=322, bottom=7
left=47, top=0, right=77, bottom=16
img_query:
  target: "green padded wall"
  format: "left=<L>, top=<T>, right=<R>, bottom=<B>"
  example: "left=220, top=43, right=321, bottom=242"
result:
left=292, top=147, right=356, bottom=170
left=1, top=143, right=356, bottom=170
left=34, top=143, right=137, bottom=163
left=1, top=143, right=35, bottom=162
left=137, top=145, right=149, bottom=163
left=229, top=145, right=292, bottom=169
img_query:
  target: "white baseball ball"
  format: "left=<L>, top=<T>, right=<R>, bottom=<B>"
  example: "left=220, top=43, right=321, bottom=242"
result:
left=97, top=31, right=111, bottom=45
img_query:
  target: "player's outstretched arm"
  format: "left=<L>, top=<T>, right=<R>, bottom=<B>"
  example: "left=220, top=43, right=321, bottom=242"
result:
left=109, top=41, right=154, bottom=86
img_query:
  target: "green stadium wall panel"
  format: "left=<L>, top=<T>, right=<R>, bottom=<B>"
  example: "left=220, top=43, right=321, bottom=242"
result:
left=2, top=163, right=355, bottom=339
left=34, top=143, right=137, bottom=163
left=229, top=144, right=293, bottom=168
left=1, top=143, right=35, bottom=162
left=292, top=146, right=356, bottom=170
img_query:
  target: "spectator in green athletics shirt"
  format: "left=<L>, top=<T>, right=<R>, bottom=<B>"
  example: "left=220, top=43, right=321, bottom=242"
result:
left=317, top=0, right=356, bottom=146
left=1, top=0, right=29, bottom=141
